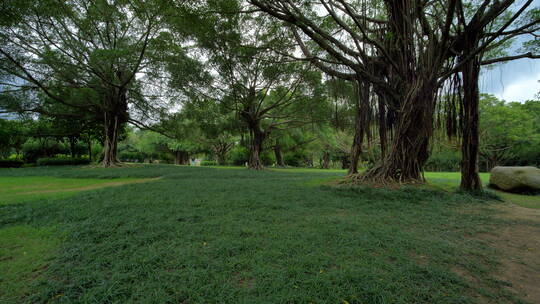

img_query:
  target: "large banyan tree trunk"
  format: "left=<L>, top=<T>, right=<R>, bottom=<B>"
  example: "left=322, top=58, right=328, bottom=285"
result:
left=216, top=153, right=226, bottom=166
left=363, top=79, right=437, bottom=183
left=174, top=151, right=190, bottom=165
left=248, top=127, right=266, bottom=170
left=102, top=90, right=128, bottom=167
left=459, top=40, right=483, bottom=191
left=212, top=142, right=231, bottom=166
left=348, top=80, right=370, bottom=175
left=102, top=112, right=121, bottom=167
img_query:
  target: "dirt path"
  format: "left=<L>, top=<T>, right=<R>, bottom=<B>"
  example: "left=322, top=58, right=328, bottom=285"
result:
left=19, top=178, right=161, bottom=195
left=483, top=203, right=540, bottom=303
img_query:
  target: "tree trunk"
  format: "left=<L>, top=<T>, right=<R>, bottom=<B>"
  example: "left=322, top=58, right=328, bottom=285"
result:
left=459, top=41, right=483, bottom=191
left=217, top=153, right=226, bottom=166
left=341, top=155, right=349, bottom=169
left=248, top=128, right=265, bottom=170
left=359, top=1, right=434, bottom=183
left=174, top=151, right=189, bottom=165
left=349, top=119, right=363, bottom=175
left=274, top=143, right=285, bottom=167
left=102, top=112, right=121, bottom=167
left=87, top=139, right=92, bottom=162
left=69, top=137, right=76, bottom=158
left=322, top=151, right=330, bottom=169
left=363, top=81, right=436, bottom=183
left=348, top=80, right=369, bottom=175
left=378, top=97, right=387, bottom=159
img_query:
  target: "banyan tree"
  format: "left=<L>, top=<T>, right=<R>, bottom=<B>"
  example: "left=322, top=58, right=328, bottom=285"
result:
left=250, top=0, right=540, bottom=190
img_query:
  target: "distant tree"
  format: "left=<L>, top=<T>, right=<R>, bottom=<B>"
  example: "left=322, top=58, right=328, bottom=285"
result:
left=478, top=95, right=538, bottom=170
left=169, top=4, right=325, bottom=170
left=0, top=0, right=170, bottom=166
left=0, top=118, right=28, bottom=158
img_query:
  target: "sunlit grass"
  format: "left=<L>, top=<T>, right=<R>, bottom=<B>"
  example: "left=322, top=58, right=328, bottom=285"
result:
left=0, top=176, right=156, bottom=205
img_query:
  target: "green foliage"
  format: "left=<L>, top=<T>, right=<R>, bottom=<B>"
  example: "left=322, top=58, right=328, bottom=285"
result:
left=284, top=150, right=309, bottom=167
left=200, top=160, right=218, bottom=166
left=425, top=149, right=461, bottom=172
left=21, top=138, right=69, bottom=163
left=119, top=129, right=175, bottom=162
left=479, top=95, right=540, bottom=170
left=0, top=118, right=28, bottom=158
left=36, top=157, right=90, bottom=166
left=228, top=145, right=249, bottom=166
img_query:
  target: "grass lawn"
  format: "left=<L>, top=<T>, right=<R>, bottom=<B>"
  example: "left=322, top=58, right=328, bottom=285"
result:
left=0, top=176, right=157, bottom=205
left=0, top=165, right=537, bottom=303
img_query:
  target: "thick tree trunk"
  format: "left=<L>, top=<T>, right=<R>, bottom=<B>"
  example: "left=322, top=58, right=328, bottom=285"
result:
left=216, top=153, right=226, bottom=166
left=101, top=89, right=128, bottom=167
left=248, top=128, right=265, bottom=170
left=460, top=54, right=483, bottom=191
left=274, top=143, right=285, bottom=167
left=174, top=151, right=181, bottom=165
left=174, top=151, right=189, bottom=165
left=363, top=81, right=436, bottom=183
left=341, top=155, right=349, bottom=169
left=102, top=112, right=121, bottom=167
left=359, top=1, right=434, bottom=183
left=349, top=120, right=363, bottom=175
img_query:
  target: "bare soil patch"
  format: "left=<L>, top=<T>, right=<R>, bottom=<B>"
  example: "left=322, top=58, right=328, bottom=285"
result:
left=467, top=204, right=540, bottom=303
left=488, top=204, right=540, bottom=303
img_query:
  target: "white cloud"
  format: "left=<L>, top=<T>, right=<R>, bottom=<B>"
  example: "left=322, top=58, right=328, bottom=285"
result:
left=495, top=71, right=540, bottom=102
left=480, top=57, right=540, bottom=102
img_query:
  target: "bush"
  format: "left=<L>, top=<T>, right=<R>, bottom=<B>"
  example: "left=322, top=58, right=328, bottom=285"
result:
left=118, top=151, right=146, bottom=162
left=228, top=146, right=249, bottom=166
left=425, top=149, right=460, bottom=172
left=0, top=159, right=24, bottom=168
left=201, top=160, right=218, bottom=166
left=36, top=157, right=90, bottom=166
left=22, top=138, right=69, bottom=163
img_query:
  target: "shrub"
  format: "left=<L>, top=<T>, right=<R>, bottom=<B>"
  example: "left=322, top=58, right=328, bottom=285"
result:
left=22, top=138, right=69, bottom=163
left=118, top=151, right=145, bottom=162
left=284, top=151, right=307, bottom=167
left=228, top=146, right=249, bottom=166
left=36, top=157, right=90, bottom=166
left=0, top=159, right=24, bottom=168
left=425, top=149, right=460, bottom=172
left=201, top=160, right=218, bottom=166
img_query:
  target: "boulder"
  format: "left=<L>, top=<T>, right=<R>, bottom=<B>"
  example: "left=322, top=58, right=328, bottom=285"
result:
left=490, top=166, right=540, bottom=192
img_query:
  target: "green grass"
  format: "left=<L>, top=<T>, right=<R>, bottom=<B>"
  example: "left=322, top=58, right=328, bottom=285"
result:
left=0, top=176, right=154, bottom=205
left=0, top=165, right=534, bottom=303
left=496, top=192, right=540, bottom=209
left=0, top=226, right=60, bottom=303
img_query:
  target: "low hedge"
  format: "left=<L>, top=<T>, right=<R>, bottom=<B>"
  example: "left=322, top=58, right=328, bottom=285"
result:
left=201, top=160, right=218, bottom=166
left=0, top=159, right=24, bottom=168
left=37, top=157, right=91, bottom=166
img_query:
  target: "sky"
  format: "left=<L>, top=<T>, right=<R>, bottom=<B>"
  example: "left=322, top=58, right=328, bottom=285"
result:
left=480, top=56, right=539, bottom=102
left=480, top=0, right=540, bottom=102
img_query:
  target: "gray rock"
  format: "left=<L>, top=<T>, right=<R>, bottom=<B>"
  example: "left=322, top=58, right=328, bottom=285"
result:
left=490, top=166, right=540, bottom=192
